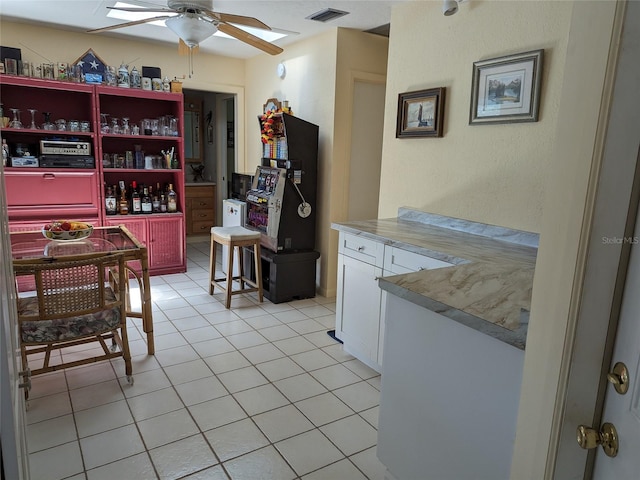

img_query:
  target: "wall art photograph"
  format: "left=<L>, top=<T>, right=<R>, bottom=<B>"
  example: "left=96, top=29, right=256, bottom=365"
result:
left=469, top=49, right=543, bottom=125
left=396, top=87, right=446, bottom=138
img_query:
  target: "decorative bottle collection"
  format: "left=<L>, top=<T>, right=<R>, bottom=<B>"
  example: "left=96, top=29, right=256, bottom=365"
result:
left=106, top=181, right=178, bottom=215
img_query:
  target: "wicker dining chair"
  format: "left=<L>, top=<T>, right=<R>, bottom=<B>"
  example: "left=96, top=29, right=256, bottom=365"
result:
left=13, top=251, right=133, bottom=397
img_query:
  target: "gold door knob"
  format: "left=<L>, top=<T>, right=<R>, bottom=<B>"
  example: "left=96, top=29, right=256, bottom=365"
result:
left=606, top=362, right=629, bottom=394
left=576, top=423, right=618, bottom=457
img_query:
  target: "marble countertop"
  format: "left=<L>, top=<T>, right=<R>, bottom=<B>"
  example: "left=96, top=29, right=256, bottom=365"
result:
left=332, top=208, right=538, bottom=349
left=185, top=182, right=216, bottom=186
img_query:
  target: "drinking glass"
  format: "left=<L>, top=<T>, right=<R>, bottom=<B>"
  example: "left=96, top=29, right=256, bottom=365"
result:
left=55, top=119, right=67, bottom=131
left=28, top=109, right=38, bottom=129
left=110, top=117, right=120, bottom=135
left=100, top=113, right=110, bottom=134
left=9, top=108, right=22, bottom=129
left=121, top=117, right=130, bottom=135
left=42, top=112, right=55, bottom=130
left=169, top=117, right=179, bottom=136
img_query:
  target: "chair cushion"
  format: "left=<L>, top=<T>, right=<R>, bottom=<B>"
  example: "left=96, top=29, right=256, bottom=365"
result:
left=211, top=226, right=261, bottom=241
left=18, top=288, right=122, bottom=344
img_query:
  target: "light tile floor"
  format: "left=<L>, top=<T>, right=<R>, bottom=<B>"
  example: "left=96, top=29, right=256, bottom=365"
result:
left=25, top=240, right=386, bottom=480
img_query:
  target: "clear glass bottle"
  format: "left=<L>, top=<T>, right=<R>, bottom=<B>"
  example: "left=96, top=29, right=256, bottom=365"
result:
left=2, top=138, right=9, bottom=167
left=141, top=186, right=153, bottom=214
left=118, top=181, right=129, bottom=215
left=167, top=183, right=178, bottom=213
left=105, top=185, right=118, bottom=215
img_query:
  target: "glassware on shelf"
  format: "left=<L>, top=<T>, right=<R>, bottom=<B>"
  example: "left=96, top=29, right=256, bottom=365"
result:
left=80, top=120, right=91, bottom=132
left=141, top=118, right=152, bottom=136
left=151, top=118, right=160, bottom=136
left=169, top=116, right=179, bottom=136
left=110, top=117, right=120, bottom=135
left=9, top=108, right=23, bottom=129
left=68, top=120, right=80, bottom=132
left=121, top=117, right=131, bottom=135
left=28, top=109, right=39, bottom=129
left=55, top=119, right=67, bottom=131
left=100, top=113, right=110, bottom=134
left=131, top=123, right=140, bottom=135
left=42, top=112, right=54, bottom=130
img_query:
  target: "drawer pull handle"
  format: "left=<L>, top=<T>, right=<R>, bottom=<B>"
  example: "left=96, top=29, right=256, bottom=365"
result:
left=199, top=214, right=207, bottom=217
left=357, top=246, right=365, bottom=252
left=43, top=173, right=56, bottom=180
left=199, top=202, right=207, bottom=206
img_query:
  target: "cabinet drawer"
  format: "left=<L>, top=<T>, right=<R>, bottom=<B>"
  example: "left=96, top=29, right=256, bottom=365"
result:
left=384, top=246, right=453, bottom=275
left=339, top=232, right=384, bottom=266
left=188, top=197, right=215, bottom=209
left=186, top=186, right=215, bottom=198
left=192, top=220, right=214, bottom=234
left=191, top=209, right=215, bottom=221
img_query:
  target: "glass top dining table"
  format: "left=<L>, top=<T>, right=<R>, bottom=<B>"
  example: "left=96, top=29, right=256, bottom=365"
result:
left=10, top=225, right=156, bottom=355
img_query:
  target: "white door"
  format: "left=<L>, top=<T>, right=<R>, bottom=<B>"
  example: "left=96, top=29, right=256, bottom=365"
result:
left=0, top=166, right=30, bottom=479
left=592, top=201, right=640, bottom=478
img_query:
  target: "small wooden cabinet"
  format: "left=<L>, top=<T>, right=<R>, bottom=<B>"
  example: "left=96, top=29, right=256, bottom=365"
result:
left=185, top=184, right=216, bottom=235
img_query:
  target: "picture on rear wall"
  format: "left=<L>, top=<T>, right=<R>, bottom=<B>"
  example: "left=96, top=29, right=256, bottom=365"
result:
left=469, top=49, right=543, bottom=125
left=396, top=87, right=446, bottom=138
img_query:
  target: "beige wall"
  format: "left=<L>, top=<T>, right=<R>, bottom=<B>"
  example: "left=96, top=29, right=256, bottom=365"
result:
left=0, top=20, right=248, bottom=171
left=381, top=1, right=622, bottom=477
left=245, top=29, right=388, bottom=296
left=379, top=0, right=572, bottom=233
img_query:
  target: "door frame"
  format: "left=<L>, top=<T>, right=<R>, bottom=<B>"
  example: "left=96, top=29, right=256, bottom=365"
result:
left=549, top=1, right=640, bottom=477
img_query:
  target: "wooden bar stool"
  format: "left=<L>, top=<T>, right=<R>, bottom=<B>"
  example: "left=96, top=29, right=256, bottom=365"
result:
left=209, top=226, right=264, bottom=309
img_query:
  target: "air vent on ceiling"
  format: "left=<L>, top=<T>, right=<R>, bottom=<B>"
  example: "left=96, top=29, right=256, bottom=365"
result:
left=306, top=8, right=349, bottom=23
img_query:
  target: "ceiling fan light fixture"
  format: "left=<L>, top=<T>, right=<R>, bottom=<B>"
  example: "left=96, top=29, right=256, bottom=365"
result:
left=166, top=13, right=217, bottom=47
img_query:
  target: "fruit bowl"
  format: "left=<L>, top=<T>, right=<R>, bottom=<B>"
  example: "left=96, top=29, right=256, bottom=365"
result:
left=42, top=221, right=93, bottom=241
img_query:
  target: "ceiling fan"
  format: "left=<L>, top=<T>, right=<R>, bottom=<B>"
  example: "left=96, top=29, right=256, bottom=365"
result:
left=87, top=0, right=284, bottom=57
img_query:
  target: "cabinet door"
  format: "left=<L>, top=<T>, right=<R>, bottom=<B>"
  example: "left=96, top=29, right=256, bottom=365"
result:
left=148, top=215, right=185, bottom=273
left=104, top=217, right=147, bottom=273
left=5, top=170, right=100, bottom=219
left=336, top=253, right=383, bottom=371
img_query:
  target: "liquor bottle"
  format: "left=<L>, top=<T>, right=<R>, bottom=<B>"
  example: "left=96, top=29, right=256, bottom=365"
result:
left=141, top=186, right=153, bottom=214
left=131, top=181, right=142, bottom=214
left=151, top=185, right=161, bottom=213
left=118, top=180, right=129, bottom=215
left=105, top=185, right=117, bottom=215
left=2, top=139, right=9, bottom=167
left=160, top=194, right=168, bottom=213
left=167, top=183, right=178, bottom=213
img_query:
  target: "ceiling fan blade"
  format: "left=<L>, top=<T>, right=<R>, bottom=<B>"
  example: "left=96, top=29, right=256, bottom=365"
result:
left=107, top=6, right=175, bottom=13
left=203, top=9, right=271, bottom=31
left=87, top=15, right=172, bottom=33
left=217, top=22, right=283, bottom=55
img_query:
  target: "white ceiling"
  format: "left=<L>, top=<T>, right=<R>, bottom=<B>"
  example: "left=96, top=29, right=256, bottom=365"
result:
left=0, top=0, right=409, bottom=59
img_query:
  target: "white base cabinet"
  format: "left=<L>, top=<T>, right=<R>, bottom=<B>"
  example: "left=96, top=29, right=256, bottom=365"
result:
left=335, top=231, right=453, bottom=372
left=377, top=293, right=524, bottom=480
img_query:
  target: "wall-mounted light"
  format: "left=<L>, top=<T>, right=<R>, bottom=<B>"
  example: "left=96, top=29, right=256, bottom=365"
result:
left=443, top=0, right=458, bottom=16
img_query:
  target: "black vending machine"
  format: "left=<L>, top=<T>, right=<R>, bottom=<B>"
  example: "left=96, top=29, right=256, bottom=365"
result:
left=243, top=112, right=320, bottom=303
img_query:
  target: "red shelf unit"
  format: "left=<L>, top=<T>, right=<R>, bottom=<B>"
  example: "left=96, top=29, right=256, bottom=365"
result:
left=1, top=75, right=186, bottom=275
